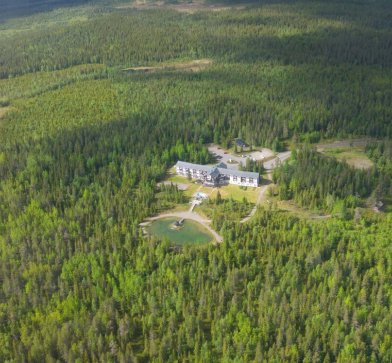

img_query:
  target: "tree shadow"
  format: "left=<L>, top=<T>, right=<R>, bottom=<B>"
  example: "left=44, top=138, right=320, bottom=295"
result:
left=201, top=28, right=391, bottom=67
left=0, top=0, right=90, bottom=22
left=293, top=0, right=392, bottom=31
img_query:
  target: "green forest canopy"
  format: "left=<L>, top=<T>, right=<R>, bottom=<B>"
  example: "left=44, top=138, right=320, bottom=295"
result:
left=0, top=1, right=391, bottom=362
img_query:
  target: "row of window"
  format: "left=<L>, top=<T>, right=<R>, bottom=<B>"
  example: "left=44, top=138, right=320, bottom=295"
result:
left=178, top=168, right=256, bottom=184
left=232, top=176, right=254, bottom=183
left=178, top=168, right=196, bottom=173
left=178, top=167, right=207, bottom=175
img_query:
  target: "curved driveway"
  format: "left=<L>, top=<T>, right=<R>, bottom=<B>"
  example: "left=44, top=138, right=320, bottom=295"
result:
left=145, top=148, right=293, bottom=243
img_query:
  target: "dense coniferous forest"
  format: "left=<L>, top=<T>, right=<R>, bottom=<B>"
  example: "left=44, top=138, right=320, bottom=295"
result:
left=0, top=0, right=392, bottom=362
left=273, top=147, right=376, bottom=212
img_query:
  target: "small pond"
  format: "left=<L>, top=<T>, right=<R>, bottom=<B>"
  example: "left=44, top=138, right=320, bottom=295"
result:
left=147, top=217, right=213, bottom=246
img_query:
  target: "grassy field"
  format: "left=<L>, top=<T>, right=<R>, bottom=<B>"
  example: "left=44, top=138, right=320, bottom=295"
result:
left=147, top=217, right=213, bottom=246
left=275, top=199, right=330, bottom=220
left=165, top=174, right=260, bottom=203
left=320, top=147, right=373, bottom=169
left=210, top=184, right=259, bottom=203
left=165, top=175, right=201, bottom=197
left=0, top=107, right=12, bottom=119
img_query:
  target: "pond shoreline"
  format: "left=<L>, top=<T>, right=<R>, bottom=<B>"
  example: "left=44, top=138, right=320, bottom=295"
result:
left=145, top=217, right=219, bottom=246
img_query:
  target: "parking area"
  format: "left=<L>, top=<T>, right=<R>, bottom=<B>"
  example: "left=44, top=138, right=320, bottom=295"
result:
left=208, top=144, right=276, bottom=170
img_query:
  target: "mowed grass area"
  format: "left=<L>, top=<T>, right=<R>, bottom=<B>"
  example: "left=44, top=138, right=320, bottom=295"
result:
left=165, top=173, right=259, bottom=203
left=0, top=107, right=12, bottom=119
left=320, top=147, right=373, bottom=169
left=211, top=184, right=259, bottom=204
left=147, top=217, right=213, bottom=246
left=165, top=174, right=200, bottom=197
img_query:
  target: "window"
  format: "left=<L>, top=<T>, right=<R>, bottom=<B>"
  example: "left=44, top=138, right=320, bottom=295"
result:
left=249, top=178, right=253, bottom=183
left=233, top=176, right=237, bottom=181
left=241, top=177, right=246, bottom=183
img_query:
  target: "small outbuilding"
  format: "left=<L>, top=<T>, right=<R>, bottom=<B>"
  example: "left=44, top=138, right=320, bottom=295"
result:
left=234, top=138, right=248, bottom=148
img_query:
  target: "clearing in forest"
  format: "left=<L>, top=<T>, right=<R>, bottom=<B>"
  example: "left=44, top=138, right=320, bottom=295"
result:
left=165, top=171, right=260, bottom=203
left=321, top=148, right=373, bottom=170
left=116, top=1, right=247, bottom=13
left=122, top=59, right=212, bottom=73
left=317, top=140, right=374, bottom=170
left=147, top=217, right=214, bottom=246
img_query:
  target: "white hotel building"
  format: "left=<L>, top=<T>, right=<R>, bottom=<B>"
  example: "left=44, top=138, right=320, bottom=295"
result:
left=175, top=161, right=259, bottom=187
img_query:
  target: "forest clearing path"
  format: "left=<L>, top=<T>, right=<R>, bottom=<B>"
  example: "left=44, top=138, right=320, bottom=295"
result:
left=240, top=174, right=272, bottom=223
left=122, top=59, right=212, bottom=73
left=310, top=214, right=332, bottom=220
left=263, top=151, right=292, bottom=170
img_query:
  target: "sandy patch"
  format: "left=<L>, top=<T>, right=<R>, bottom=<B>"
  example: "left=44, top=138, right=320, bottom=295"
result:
left=338, top=153, right=373, bottom=170
left=248, top=149, right=275, bottom=160
left=123, top=59, right=212, bottom=73
left=319, top=147, right=374, bottom=170
left=317, top=139, right=376, bottom=170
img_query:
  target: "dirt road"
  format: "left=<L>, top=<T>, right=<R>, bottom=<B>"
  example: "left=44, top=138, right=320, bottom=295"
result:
left=240, top=177, right=272, bottom=223
left=263, top=151, right=291, bottom=170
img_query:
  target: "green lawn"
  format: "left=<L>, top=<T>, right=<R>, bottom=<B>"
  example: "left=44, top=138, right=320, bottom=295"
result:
left=166, top=173, right=259, bottom=203
left=213, top=184, right=259, bottom=204
left=165, top=174, right=200, bottom=198
left=147, top=218, right=213, bottom=246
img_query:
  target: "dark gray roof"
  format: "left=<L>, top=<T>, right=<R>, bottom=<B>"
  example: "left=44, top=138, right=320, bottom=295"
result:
left=175, top=161, right=211, bottom=172
left=175, top=161, right=259, bottom=180
left=218, top=168, right=259, bottom=179
left=209, top=167, right=220, bottom=179
left=235, top=139, right=248, bottom=147
left=216, top=162, right=227, bottom=169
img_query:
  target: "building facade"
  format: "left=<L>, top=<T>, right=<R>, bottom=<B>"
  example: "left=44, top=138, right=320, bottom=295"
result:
left=175, top=161, right=259, bottom=187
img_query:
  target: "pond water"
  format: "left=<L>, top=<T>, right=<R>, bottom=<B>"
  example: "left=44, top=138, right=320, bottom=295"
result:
left=147, top=217, right=213, bottom=246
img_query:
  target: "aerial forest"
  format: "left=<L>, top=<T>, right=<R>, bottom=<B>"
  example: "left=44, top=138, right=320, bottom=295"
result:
left=0, top=0, right=391, bottom=362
